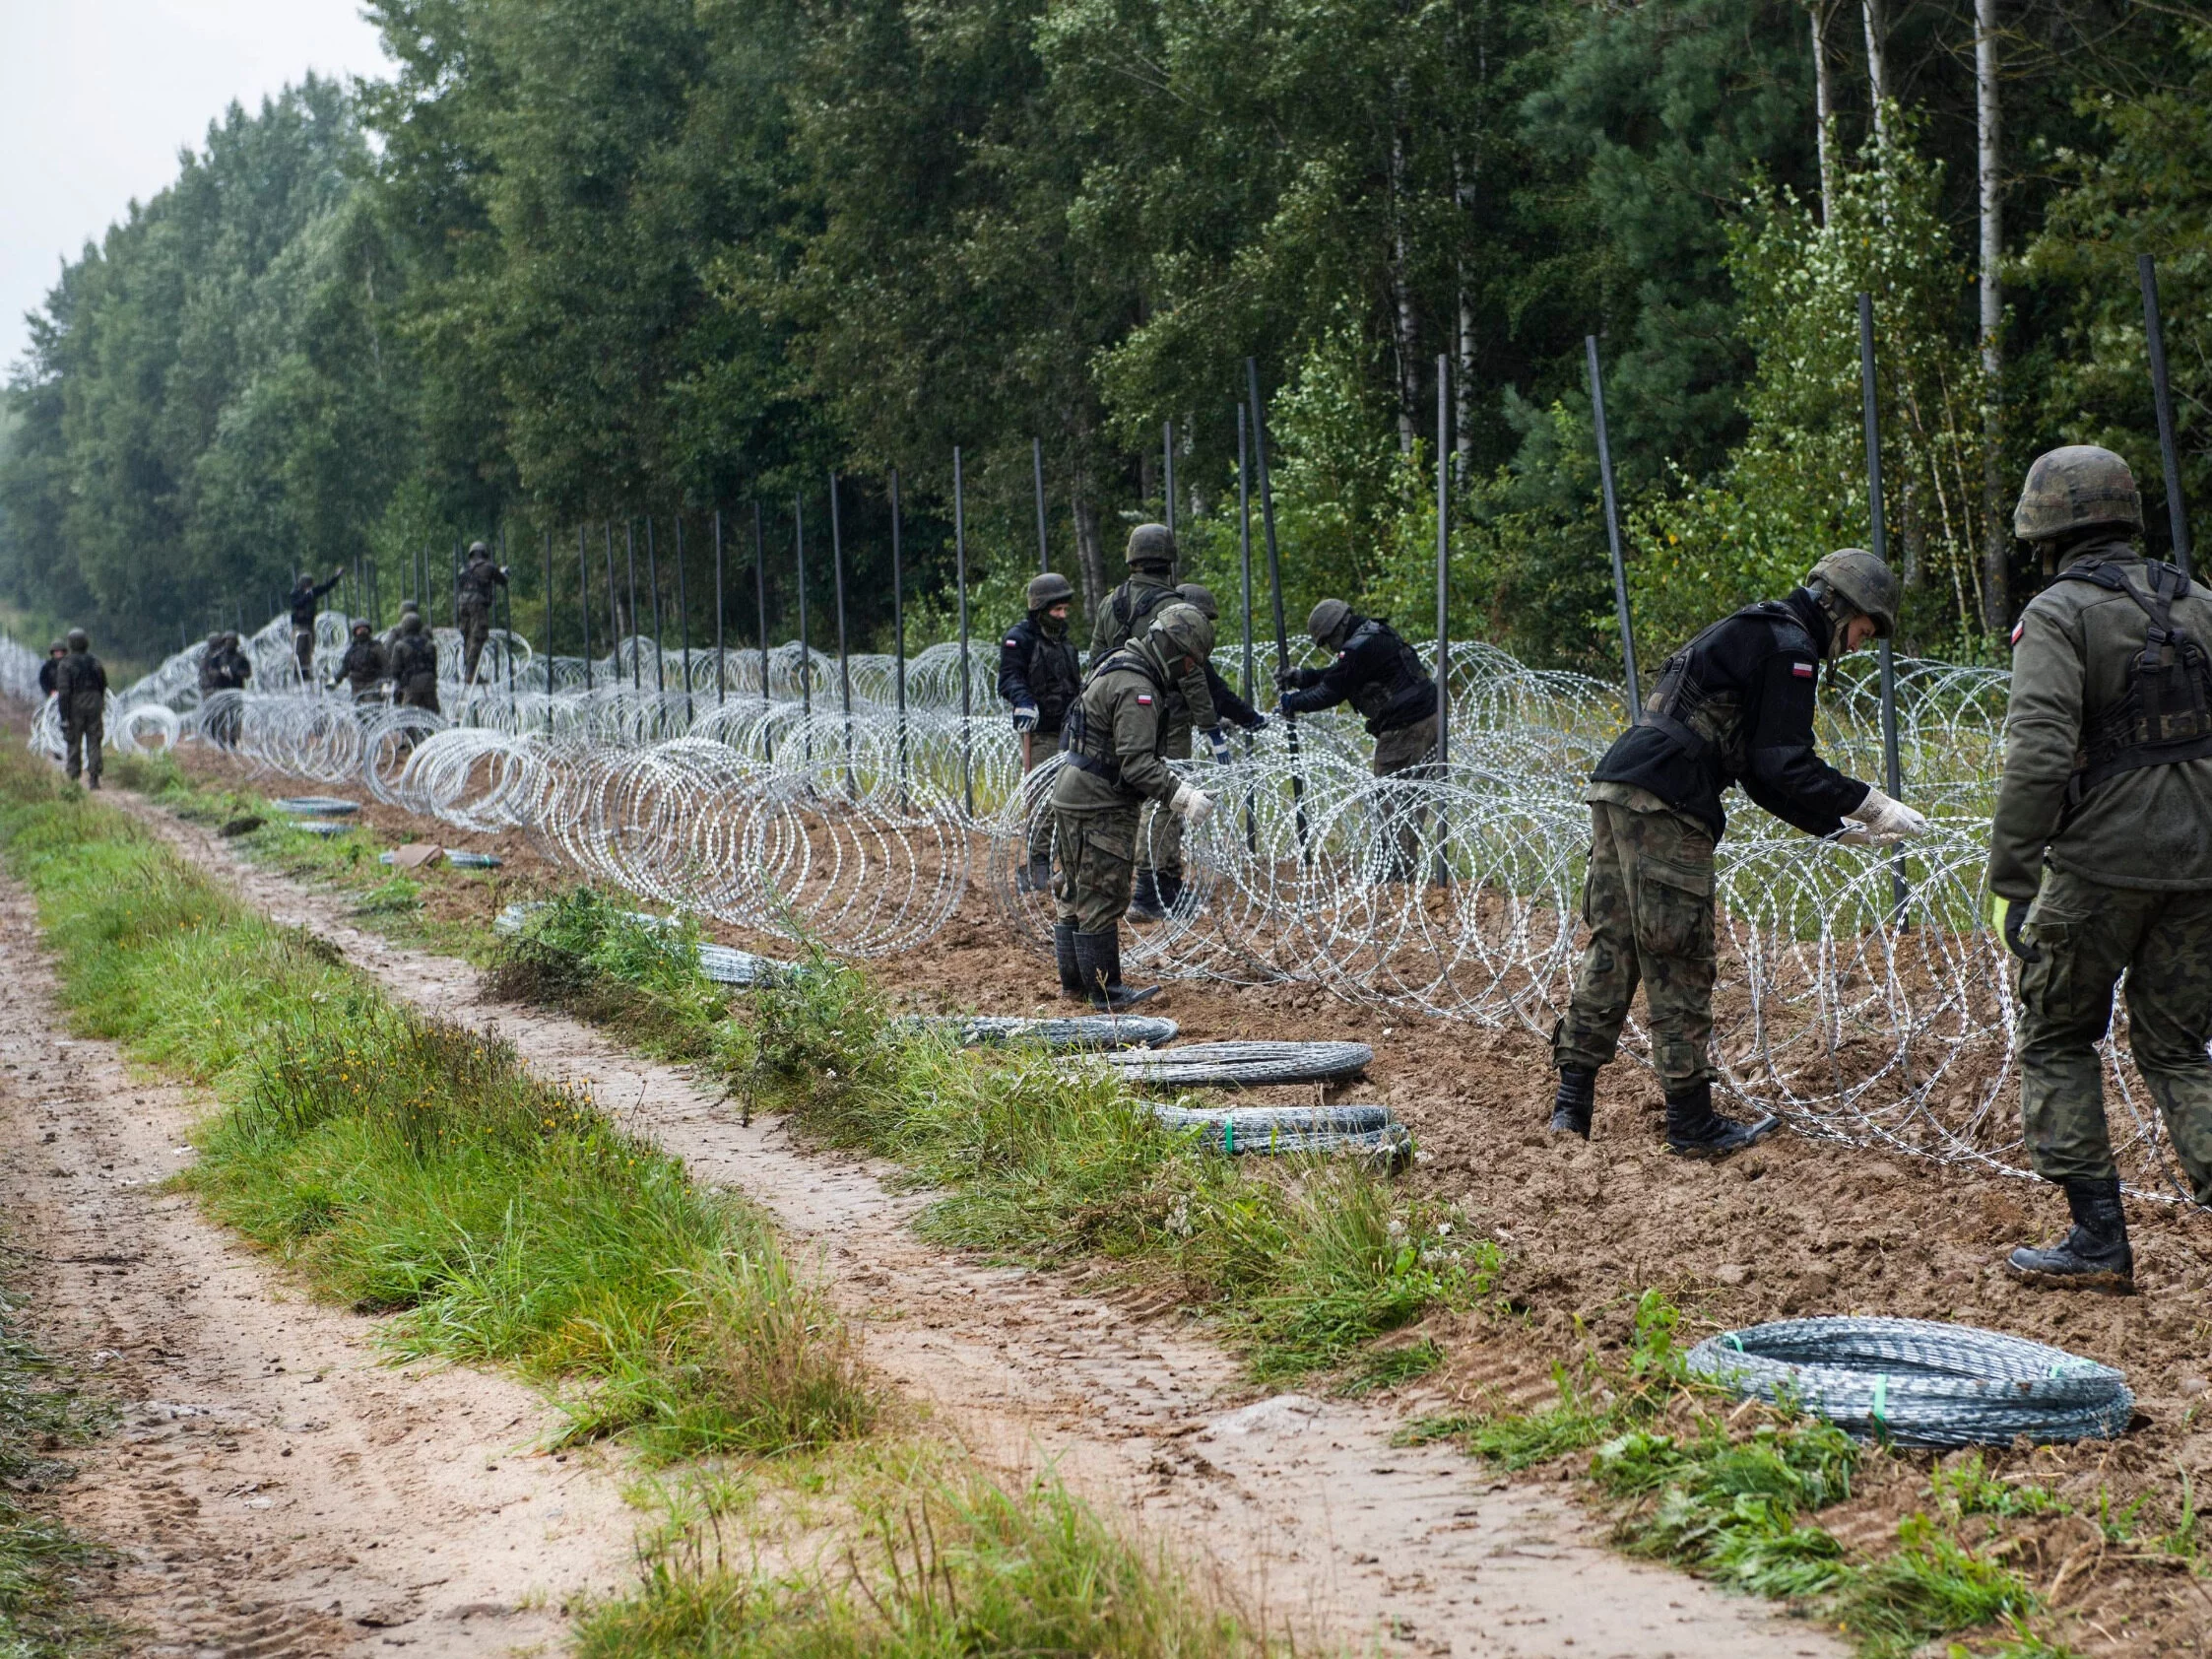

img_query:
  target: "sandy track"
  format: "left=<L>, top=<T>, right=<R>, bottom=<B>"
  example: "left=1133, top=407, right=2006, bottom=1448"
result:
left=0, top=885, right=643, bottom=1657
left=116, top=794, right=1845, bottom=1658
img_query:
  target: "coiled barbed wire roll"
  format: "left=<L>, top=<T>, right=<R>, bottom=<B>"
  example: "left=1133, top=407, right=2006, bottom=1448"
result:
left=890, top=1014, right=1181, bottom=1051
left=1685, top=1317, right=2133, bottom=1447
left=113, top=701, right=181, bottom=756
left=1072, top=1040, right=1374, bottom=1087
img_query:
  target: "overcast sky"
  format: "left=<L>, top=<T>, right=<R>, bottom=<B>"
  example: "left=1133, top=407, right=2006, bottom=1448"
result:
left=1, top=0, right=393, bottom=377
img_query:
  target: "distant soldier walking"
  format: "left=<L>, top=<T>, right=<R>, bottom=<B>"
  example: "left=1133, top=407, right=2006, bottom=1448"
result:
left=332, top=620, right=389, bottom=703
left=54, top=630, right=106, bottom=788
left=389, top=613, right=440, bottom=713
left=290, top=569, right=345, bottom=681
left=36, top=640, right=63, bottom=699
left=456, top=542, right=509, bottom=686
left=1989, top=446, right=2212, bottom=1291
left=1052, top=602, right=1218, bottom=1008
left=1277, top=598, right=1440, bottom=881
left=1001, top=571, right=1082, bottom=893
left=1549, top=550, right=1927, bottom=1158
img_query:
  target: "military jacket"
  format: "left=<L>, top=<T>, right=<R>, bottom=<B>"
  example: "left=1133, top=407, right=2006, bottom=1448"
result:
left=458, top=560, right=507, bottom=611
left=53, top=653, right=106, bottom=705
left=1052, top=639, right=1192, bottom=814
left=1988, top=541, right=2212, bottom=898
left=1279, top=616, right=1437, bottom=734
left=997, top=613, right=1081, bottom=732
left=290, top=574, right=340, bottom=629
left=337, top=638, right=389, bottom=694
left=389, top=633, right=439, bottom=684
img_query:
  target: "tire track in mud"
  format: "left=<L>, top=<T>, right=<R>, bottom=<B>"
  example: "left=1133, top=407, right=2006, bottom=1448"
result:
left=0, top=880, right=643, bottom=1658
left=126, top=795, right=1846, bottom=1659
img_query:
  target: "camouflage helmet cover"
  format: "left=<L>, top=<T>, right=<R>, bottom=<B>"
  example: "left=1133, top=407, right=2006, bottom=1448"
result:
left=352, top=618, right=372, bottom=634
left=1125, top=522, right=1176, bottom=570
left=400, top=613, right=424, bottom=635
left=66, top=629, right=88, bottom=651
left=1306, top=597, right=1353, bottom=649
left=1146, top=600, right=1216, bottom=666
left=1804, top=548, right=1900, bottom=639
left=1175, top=582, right=1219, bottom=621
left=2013, top=444, right=2143, bottom=541
left=468, top=540, right=492, bottom=560
left=47, top=640, right=64, bottom=655
left=1025, top=571, right=1074, bottom=610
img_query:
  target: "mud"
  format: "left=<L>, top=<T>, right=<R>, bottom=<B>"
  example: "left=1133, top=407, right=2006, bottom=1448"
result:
left=126, top=779, right=1847, bottom=1656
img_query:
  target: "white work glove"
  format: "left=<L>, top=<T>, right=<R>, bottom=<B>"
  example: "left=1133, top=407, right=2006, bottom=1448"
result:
left=1205, top=726, right=1233, bottom=763
left=1839, top=785, right=1927, bottom=845
left=1011, top=704, right=1039, bottom=734
left=1170, top=781, right=1215, bottom=826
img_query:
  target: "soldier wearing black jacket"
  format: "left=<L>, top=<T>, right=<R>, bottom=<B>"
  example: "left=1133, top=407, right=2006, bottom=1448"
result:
left=1002, top=572, right=1084, bottom=893
left=290, top=569, right=344, bottom=680
left=36, top=642, right=63, bottom=698
left=1550, top=550, right=1928, bottom=1159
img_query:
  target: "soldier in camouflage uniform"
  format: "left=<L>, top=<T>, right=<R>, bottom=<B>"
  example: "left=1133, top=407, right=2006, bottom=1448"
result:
left=389, top=613, right=441, bottom=713
left=54, top=630, right=107, bottom=788
left=1088, top=524, right=1224, bottom=923
left=1550, top=549, right=1928, bottom=1157
left=456, top=542, right=509, bottom=686
left=1052, top=601, right=1219, bottom=1008
left=331, top=620, right=390, bottom=703
left=1988, top=446, right=2212, bottom=1291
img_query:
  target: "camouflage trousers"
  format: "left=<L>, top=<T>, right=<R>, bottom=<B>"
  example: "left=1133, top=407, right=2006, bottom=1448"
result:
left=62, top=706, right=102, bottom=785
left=1053, top=802, right=1140, bottom=935
left=397, top=673, right=440, bottom=715
left=459, top=604, right=492, bottom=685
left=1371, top=712, right=1441, bottom=883
left=1551, top=800, right=1717, bottom=1094
left=1021, top=728, right=1064, bottom=862
left=2018, top=867, right=2212, bottom=1202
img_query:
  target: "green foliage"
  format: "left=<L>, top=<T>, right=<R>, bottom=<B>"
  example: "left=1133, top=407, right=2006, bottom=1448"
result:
left=0, top=1292, right=115, bottom=1658
left=488, top=887, right=729, bottom=1059
left=0, top=752, right=872, bottom=1462
left=576, top=1469, right=1291, bottom=1659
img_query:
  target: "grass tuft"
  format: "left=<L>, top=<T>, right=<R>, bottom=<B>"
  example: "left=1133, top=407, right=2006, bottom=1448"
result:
left=486, top=887, right=728, bottom=1059
left=0, top=1290, right=115, bottom=1656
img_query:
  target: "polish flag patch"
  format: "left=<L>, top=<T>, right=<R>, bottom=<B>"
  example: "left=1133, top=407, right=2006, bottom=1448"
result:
left=1136, top=695, right=1153, bottom=705
left=2011, top=621, right=2025, bottom=646
left=1004, top=637, right=1020, bottom=647
left=1790, top=661, right=1815, bottom=678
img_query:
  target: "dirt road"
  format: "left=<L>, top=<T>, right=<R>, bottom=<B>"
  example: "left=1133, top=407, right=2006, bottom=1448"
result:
left=112, top=794, right=1847, bottom=1657
left=0, top=879, right=644, bottom=1657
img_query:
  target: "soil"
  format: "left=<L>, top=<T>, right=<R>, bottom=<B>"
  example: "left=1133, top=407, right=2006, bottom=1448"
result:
left=154, top=744, right=2212, bottom=1652
left=123, top=768, right=1846, bottom=1657
left=0, top=886, right=641, bottom=1657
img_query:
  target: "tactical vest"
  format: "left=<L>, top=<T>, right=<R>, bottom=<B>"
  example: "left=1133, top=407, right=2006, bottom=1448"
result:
left=1102, top=579, right=1177, bottom=654
left=1063, top=646, right=1166, bottom=785
left=391, top=635, right=437, bottom=682
left=1636, top=601, right=1811, bottom=777
left=2051, top=557, right=2212, bottom=804
left=459, top=563, right=500, bottom=610
left=54, top=655, right=102, bottom=699
left=1022, top=622, right=1081, bottom=728
left=1341, top=620, right=1432, bottom=724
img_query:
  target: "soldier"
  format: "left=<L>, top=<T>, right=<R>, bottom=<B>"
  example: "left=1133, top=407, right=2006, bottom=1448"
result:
left=1276, top=598, right=1441, bottom=881
left=331, top=620, right=389, bottom=703
left=389, top=612, right=441, bottom=713
left=1001, top=571, right=1083, bottom=893
left=456, top=542, right=509, bottom=685
left=54, top=630, right=106, bottom=788
left=290, top=569, right=345, bottom=681
left=1989, top=446, right=2212, bottom=1291
left=1548, top=549, right=1928, bottom=1157
left=1052, top=602, right=1218, bottom=1008
left=203, top=631, right=250, bottom=749
left=196, top=633, right=227, bottom=699
left=36, top=641, right=63, bottom=699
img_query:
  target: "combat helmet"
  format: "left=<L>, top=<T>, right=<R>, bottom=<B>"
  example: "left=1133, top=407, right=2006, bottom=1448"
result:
left=468, top=540, right=492, bottom=560
left=352, top=618, right=372, bottom=636
left=400, top=613, right=424, bottom=635
left=1025, top=571, right=1074, bottom=611
left=1804, top=549, right=1899, bottom=640
left=1125, top=523, right=1176, bottom=571
left=1147, top=600, right=1216, bottom=669
left=1175, top=582, right=1219, bottom=621
left=2013, top=445, right=2143, bottom=542
left=1306, top=598, right=1353, bottom=650
left=65, top=630, right=88, bottom=652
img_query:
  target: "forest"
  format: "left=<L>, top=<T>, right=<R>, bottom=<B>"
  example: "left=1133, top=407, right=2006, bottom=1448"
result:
left=1, top=0, right=2206, bottom=675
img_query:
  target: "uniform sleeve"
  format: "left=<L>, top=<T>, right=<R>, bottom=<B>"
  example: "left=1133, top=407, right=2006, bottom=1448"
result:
left=1986, top=601, right=2084, bottom=900
left=1279, top=640, right=1365, bottom=714
left=1742, top=649, right=1869, bottom=833
left=997, top=628, right=1033, bottom=706
left=1206, top=665, right=1262, bottom=729
left=314, top=574, right=342, bottom=600
left=1170, top=653, right=1218, bottom=733
left=1110, top=686, right=1180, bottom=804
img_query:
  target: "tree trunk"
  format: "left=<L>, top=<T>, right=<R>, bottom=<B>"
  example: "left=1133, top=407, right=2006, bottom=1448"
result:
left=1861, top=0, right=1890, bottom=150
left=1454, top=156, right=1475, bottom=474
left=1977, top=0, right=2008, bottom=630
left=1073, top=490, right=1109, bottom=621
left=1390, top=121, right=1419, bottom=454
left=1811, top=3, right=1836, bottom=225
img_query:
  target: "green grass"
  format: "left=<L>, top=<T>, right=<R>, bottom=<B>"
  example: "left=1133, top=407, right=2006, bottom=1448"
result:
left=485, top=886, right=731, bottom=1059
left=0, top=752, right=872, bottom=1461
left=576, top=1464, right=1293, bottom=1659
left=0, top=1288, right=116, bottom=1657
left=1405, top=1294, right=2061, bottom=1658
left=727, top=951, right=1491, bottom=1383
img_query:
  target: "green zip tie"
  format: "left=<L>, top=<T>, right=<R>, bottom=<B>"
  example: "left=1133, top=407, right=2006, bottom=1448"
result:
left=1724, top=1333, right=1744, bottom=1352
left=1223, top=1120, right=1234, bottom=1155
left=1870, top=1374, right=1889, bottom=1431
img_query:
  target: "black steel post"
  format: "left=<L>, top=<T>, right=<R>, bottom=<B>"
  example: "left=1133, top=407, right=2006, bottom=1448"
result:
left=624, top=521, right=641, bottom=690
left=645, top=516, right=666, bottom=697
left=1163, top=420, right=1176, bottom=539
left=1237, top=401, right=1259, bottom=852
left=752, top=501, right=768, bottom=714
left=2141, top=253, right=2192, bottom=575
left=828, top=473, right=854, bottom=794
left=955, top=445, right=973, bottom=818
left=795, top=495, right=811, bottom=720
left=713, top=508, right=726, bottom=707
left=1032, top=436, right=1050, bottom=573
left=543, top=528, right=554, bottom=735
left=1586, top=336, right=1641, bottom=712
left=1433, top=354, right=1452, bottom=887
left=1858, top=292, right=1908, bottom=915
left=890, top=469, right=908, bottom=805
left=576, top=524, right=593, bottom=694
left=1247, top=358, right=1308, bottom=855
left=675, top=515, right=693, bottom=725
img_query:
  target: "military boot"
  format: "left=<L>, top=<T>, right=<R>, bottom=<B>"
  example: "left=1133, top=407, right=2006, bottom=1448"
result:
left=1073, top=930, right=1158, bottom=1010
left=1053, top=923, right=1084, bottom=999
left=1016, top=852, right=1052, bottom=894
left=1126, top=869, right=1165, bottom=925
left=1549, top=1068, right=1595, bottom=1139
left=1663, top=1081, right=1778, bottom=1160
left=2007, top=1177, right=2134, bottom=1291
